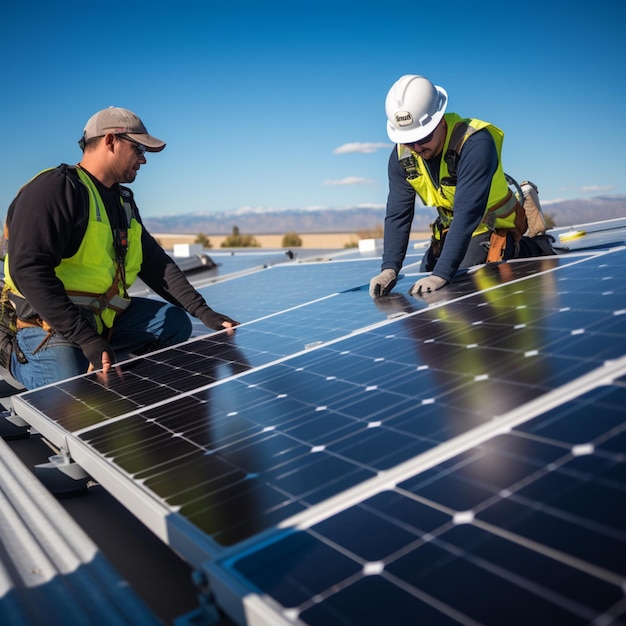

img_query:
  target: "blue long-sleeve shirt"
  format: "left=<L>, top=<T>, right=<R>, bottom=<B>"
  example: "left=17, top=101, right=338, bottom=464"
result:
left=381, top=127, right=498, bottom=281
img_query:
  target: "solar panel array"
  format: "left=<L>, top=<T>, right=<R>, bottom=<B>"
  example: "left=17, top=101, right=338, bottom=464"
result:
left=12, top=240, right=626, bottom=625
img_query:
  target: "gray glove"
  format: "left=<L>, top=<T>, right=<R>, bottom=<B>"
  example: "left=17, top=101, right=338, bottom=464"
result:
left=409, top=275, right=448, bottom=296
left=369, top=269, right=397, bottom=298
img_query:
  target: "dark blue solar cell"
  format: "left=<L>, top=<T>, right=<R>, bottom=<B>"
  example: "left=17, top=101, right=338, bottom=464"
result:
left=282, top=412, right=365, bottom=446
left=511, top=353, right=604, bottom=389
left=79, top=414, right=161, bottom=451
left=327, top=426, right=432, bottom=470
left=361, top=490, right=452, bottom=532
left=597, top=429, right=626, bottom=455
left=140, top=452, right=246, bottom=501
left=83, top=421, right=198, bottom=474
left=231, top=530, right=362, bottom=608
left=213, top=500, right=308, bottom=547
left=181, top=476, right=294, bottom=534
left=262, top=453, right=375, bottom=501
left=20, top=376, right=138, bottom=427
left=386, top=538, right=592, bottom=625
left=331, top=390, right=417, bottom=421
left=441, top=378, right=547, bottom=417
left=214, top=432, right=311, bottom=473
left=443, top=524, right=623, bottom=612
left=511, top=454, right=626, bottom=532
left=386, top=400, right=489, bottom=442
left=515, top=384, right=626, bottom=443
left=400, top=435, right=567, bottom=511
left=300, top=575, right=461, bottom=626
left=477, top=493, right=626, bottom=575
left=311, top=503, right=423, bottom=562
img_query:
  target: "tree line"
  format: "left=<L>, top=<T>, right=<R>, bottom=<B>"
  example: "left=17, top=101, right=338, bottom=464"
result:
left=191, top=225, right=385, bottom=249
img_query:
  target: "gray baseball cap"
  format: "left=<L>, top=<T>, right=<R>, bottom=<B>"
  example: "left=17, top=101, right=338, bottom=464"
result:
left=81, top=106, right=166, bottom=151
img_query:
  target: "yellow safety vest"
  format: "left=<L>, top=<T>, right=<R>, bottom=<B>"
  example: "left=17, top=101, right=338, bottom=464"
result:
left=397, top=113, right=521, bottom=239
left=4, top=166, right=143, bottom=331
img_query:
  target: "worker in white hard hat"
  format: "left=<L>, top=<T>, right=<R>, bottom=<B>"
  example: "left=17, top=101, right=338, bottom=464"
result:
left=369, top=75, right=554, bottom=298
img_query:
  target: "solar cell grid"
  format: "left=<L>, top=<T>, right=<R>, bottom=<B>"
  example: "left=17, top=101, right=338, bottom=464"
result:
left=66, top=267, right=621, bottom=554
left=11, top=245, right=626, bottom=625
left=12, top=298, right=368, bottom=427
left=17, top=253, right=604, bottom=431
left=219, top=380, right=626, bottom=625
left=192, top=255, right=407, bottom=322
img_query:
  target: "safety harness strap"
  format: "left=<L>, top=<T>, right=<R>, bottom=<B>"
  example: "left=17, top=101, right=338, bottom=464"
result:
left=66, top=292, right=131, bottom=314
left=443, top=121, right=474, bottom=178
left=66, top=268, right=130, bottom=314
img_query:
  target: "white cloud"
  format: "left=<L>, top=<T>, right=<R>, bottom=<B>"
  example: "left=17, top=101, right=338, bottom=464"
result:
left=580, top=185, right=614, bottom=194
left=354, top=203, right=385, bottom=209
left=333, top=142, right=392, bottom=155
left=323, top=177, right=373, bottom=186
left=541, top=198, right=568, bottom=205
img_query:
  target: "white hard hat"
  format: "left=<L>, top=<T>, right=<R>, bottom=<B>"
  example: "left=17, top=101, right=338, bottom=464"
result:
left=385, top=75, right=448, bottom=143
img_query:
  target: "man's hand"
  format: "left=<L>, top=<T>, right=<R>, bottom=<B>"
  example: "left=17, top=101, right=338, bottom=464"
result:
left=409, top=275, right=448, bottom=296
left=83, top=336, right=115, bottom=372
left=220, top=319, right=238, bottom=337
left=87, top=350, right=112, bottom=374
left=369, top=269, right=397, bottom=298
left=200, top=309, right=240, bottom=333
left=102, top=350, right=111, bottom=371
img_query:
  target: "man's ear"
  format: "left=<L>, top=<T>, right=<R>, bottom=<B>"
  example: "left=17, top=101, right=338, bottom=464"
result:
left=103, top=133, right=117, bottom=152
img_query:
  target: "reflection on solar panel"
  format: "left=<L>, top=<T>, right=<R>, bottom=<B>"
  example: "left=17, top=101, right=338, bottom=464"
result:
left=12, top=239, right=626, bottom=625
left=211, top=371, right=626, bottom=625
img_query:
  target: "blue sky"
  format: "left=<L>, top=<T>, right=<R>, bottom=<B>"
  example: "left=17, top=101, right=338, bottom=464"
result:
left=1, top=0, right=625, bottom=222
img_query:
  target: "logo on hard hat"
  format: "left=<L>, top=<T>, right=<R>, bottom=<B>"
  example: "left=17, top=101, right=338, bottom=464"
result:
left=394, top=111, right=413, bottom=127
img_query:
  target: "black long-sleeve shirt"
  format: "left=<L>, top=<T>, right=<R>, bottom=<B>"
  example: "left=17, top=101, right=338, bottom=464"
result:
left=6, top=164, right=218, bottom=350
left=381, top=127, right=498, bottom=281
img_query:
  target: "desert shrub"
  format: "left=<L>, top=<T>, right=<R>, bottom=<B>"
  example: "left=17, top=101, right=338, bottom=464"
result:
left=221, top=226, right=260, bottom=248
left=282, top=232, right=302, bottom=247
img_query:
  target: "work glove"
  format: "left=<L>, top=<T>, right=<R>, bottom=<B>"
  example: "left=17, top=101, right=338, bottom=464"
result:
left=409, top=275, right=448, bottom=296
left=81, top=335, right=115, bottom=370
left=369, top=269, right=397, bottom=298
left=200, top=308, right=240, bottom=330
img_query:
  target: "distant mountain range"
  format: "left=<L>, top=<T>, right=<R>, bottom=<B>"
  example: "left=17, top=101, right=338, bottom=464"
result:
left=143, top=195, right=626, bottom=235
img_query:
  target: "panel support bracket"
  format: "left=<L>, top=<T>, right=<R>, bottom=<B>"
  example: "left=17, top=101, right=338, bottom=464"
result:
left=173, top=570, right=222, bottom=626
left=35, top=451, right=91, bottom=496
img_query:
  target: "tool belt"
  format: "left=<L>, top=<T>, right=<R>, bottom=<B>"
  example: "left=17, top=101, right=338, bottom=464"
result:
left=431, top=232, right=448, bottom=258
left=15, top=316, right=57, bottom=356
left=485, top=199, right=527, bottom=263
left=430, top=208, right=453, bottom=259
left=430, top=197, right=527, bottom=264
left=0, top=281, right=28, bottom=368
left=16, top=316, right=53, bottom=331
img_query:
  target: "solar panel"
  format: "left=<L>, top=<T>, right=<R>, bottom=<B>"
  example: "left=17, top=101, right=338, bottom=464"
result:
left=186, top=251, right=424, bottom=329
left=11, top=240, right=626, bottom=624
left=209, top=369, right=626, bottom=625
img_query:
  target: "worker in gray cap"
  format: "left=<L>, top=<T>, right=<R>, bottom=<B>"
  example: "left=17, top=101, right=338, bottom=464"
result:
left=2, top=106, right=238, bottom=390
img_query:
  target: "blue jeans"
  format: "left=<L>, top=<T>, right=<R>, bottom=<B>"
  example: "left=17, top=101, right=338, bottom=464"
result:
left=11, top=297, right=192, bottom=390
